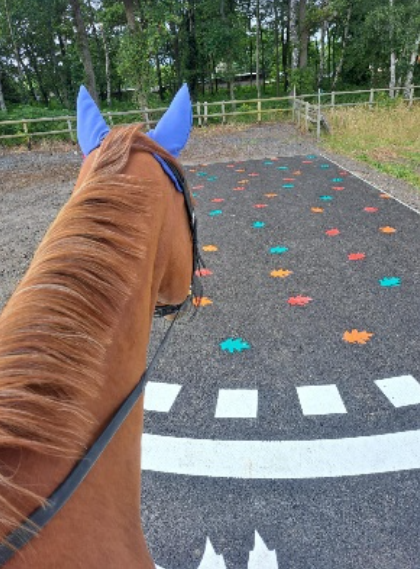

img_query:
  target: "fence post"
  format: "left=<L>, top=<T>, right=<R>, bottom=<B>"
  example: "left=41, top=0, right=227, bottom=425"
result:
left=204, top=102, right=208, bottom=126
left=331, top=92, right=335, bottom=107
left=305, top=102, right=309, bottom=132
left=197, top=101, right=202, bottom=127
left=107, top=113, right=114, bottom=126
left=257, top=99, right=262, bottom=123
left=67, top=119, right=75, bottom=143
left=369, top=88, right=374, bottom=109
left=409, top=85, right=414, bottom=107
left=221, top=101, right=226, bottom=124
left=22, top=120, right=31, bottom=149
left=144, top=107, right=150, bottom=130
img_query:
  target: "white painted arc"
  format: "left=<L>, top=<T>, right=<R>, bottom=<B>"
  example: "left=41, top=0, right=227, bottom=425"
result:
left=142, top=429, right=420, bottom=478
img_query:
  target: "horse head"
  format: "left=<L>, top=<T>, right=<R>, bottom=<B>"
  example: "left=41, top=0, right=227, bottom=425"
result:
left=75, top=83, right=197, bottom=312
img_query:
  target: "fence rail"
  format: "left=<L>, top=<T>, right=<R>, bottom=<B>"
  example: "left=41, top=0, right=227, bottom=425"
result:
left=1, top=85, right=419, bottom=144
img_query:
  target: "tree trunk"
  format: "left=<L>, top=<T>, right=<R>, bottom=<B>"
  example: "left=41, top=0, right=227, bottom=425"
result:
left=331, top=6, right=352, bottom=91
left=220, top=0, right=236, bottom=104
left=185, top=2, right=199, bottom=100
left=290, top=0, right=299, bottom=71
left=389, top=51, right=397, bottom=98
left=0, top=68, right=7, bottom=112
left=255, top=0, right=261, bottom=99
left=282, top=6, right=289, bottom=91
left=249, top=27, right=253, bottom=81
left=122, top=0, right=138, bottom=32
left=100, top=26, right=112, bottom=106
left=298, top=0, right=308, bottom=69
left=260, top=20, right=266, bottom=93
left=69, top=0, right=98, bottom=103
left=404, top=36, right=420, bottom=99
left=273, top=0, right=281, bottom=96
left=318, top=18, right=327, bottom=88
left=389, top=0, right=396, bottom=98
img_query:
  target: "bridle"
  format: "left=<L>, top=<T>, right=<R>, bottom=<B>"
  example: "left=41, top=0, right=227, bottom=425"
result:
left=0, top=156, right=203, bottom=563
left=153, top=157, right=203, bottom=319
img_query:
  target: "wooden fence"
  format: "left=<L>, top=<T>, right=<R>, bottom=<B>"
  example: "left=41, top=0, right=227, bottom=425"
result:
left=0, top=85, right=419, bottom=144
left=293, top=85, right=419, bottom=139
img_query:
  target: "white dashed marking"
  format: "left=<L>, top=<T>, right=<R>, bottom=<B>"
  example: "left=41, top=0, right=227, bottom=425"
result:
left=215, top=389, right=258, bottom=418
left=375, top=375, right=420, bottom=408
left=297, top=384, right=347, bottom=415
left=144, top=375, right=420, bottom=418
left=144, top=382, right=182, bottom=412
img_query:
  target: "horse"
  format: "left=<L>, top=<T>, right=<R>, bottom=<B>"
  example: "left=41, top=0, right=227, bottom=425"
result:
left=0, top=85, right=199, bottom=568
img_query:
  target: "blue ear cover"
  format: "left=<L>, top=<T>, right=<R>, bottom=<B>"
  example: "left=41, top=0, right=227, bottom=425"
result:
left=76, top=84, right=189, bottom=192
left=147, top=83, right=192, bottom=157
left=77, top=85, right=110, bottom=156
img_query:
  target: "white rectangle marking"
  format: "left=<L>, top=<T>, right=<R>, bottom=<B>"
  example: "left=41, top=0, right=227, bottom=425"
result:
left=215, top=389, right=258, bottom=418
left=144, top=382, right=182, bottom=412
left=375, top=375, right=420, bottom=408
left=297, top=384, right=347, bottom=415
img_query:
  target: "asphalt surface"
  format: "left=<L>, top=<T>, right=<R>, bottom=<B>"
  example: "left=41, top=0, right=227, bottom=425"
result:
left=143, top=155, right=420, bottom=569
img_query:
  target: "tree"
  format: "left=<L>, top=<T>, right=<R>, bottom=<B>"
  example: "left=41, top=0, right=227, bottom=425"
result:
left=331, top=2, right=352, bottom=90
left=289, top=0, right=299, bottom=71
left=70, top=0, right=98, bottom=103
left=298, top=0, right=309, bottom=69
left=0, top=0, right=418, bottom=111
left=362, top=0, right=420, bottom=95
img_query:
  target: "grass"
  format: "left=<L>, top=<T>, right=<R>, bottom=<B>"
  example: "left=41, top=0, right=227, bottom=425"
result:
left=323, top=101, right=420, bottom=190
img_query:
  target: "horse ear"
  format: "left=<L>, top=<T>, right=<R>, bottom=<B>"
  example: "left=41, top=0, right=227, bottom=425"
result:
left=147, top=83, right=192, bottom=157
left=77, top=86, right=110, bottom=156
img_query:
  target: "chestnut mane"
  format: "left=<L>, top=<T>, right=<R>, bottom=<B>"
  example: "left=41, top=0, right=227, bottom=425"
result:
left=0, top=125, right=180, bottom=535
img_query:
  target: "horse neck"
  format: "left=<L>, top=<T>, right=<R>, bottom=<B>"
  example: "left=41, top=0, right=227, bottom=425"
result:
left=0, top=155, right=171, bottom=568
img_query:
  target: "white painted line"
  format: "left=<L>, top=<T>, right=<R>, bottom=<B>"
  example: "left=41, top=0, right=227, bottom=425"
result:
left=142, top=429, right=420, bottom=478
left=144, top=382, right=182, bottom=412
left=318, top=152, right=420, bottom=216
left=297, top=384, right=347, bottom=415
left=215, top=389, right=258, bottom=418
left=375, top=375, right=420, bottom=408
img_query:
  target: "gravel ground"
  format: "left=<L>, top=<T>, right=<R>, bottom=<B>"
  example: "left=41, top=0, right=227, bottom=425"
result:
left=1, top=122, right=419, bottom=309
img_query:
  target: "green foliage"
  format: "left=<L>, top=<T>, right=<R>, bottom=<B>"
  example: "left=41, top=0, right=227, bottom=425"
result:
left=0, top=104, right=74, bottom=144
left=0, top=0, right=419, bottom=120
left=116, top=31, right=154, bottom=102
left=324, top=102, right=420, bottom=190
left=291, top=68, right=317, bottom=95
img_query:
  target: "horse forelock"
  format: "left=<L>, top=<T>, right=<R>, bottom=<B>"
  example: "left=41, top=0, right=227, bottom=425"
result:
left=0, top=125, right=175, bottom=536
